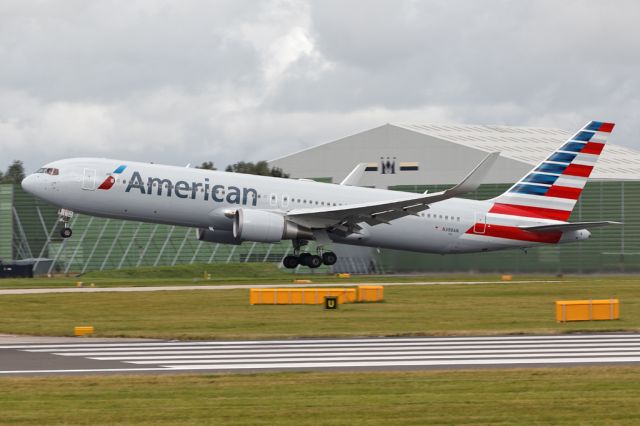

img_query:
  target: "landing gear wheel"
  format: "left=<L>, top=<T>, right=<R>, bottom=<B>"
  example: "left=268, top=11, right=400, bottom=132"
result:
left=322, top=251, right=337, bottom=266
left=307, top=255, right=322, bottom=269
left=298, top=253, right=311, bottom=267
left=57, top=208, right=74, bottom=239
left=282, top=255, right=299, bottom=269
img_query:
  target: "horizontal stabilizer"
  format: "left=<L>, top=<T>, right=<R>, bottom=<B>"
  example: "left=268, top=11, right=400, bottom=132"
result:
left=520, top=221, right=622, bottom=233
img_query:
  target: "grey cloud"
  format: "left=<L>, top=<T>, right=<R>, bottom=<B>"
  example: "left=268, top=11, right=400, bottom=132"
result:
left=0, top=0, right=638, bottom=174
left=0, top=1, right=263, bottom=101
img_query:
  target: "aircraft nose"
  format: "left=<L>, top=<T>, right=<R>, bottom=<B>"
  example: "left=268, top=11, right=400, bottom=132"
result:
left=21, top=174, right=38, bottom=194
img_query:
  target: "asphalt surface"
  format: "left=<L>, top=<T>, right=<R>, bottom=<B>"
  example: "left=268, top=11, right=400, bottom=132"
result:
left=0, top=280, right=561, bottom=295
left=1, top=333, right=640, bottom=376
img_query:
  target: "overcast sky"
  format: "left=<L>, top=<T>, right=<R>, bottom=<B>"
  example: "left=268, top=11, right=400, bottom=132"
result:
left=1, top=0, right=639, bottom=173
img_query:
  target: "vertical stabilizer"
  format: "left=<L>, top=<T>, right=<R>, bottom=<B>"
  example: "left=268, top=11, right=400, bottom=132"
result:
left=490, top=121, right=615, bottom=221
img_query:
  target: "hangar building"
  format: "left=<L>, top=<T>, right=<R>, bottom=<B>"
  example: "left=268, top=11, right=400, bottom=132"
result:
left=270, top=123, right=640, bottom=273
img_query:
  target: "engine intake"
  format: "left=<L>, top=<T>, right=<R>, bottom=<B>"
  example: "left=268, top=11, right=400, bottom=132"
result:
left=233, top=209, right=313, bottom=243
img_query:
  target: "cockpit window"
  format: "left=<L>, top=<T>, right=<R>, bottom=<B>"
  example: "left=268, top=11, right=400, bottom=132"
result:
left=36, top=168, right=59, bottom=175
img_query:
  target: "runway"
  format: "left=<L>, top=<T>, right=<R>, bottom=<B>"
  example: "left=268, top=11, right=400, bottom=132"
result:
left=0, top=280, right=561, bottom=295
left=1, top=333, right=640, bottom=375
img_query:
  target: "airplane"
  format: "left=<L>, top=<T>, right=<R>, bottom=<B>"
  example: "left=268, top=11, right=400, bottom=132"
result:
left=21, top=120, right=620, bottom=269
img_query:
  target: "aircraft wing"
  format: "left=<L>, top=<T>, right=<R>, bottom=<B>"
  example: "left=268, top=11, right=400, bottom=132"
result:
left=286, top=152, right=500, bottom=230
left=519, top=221, right=622, bottom=233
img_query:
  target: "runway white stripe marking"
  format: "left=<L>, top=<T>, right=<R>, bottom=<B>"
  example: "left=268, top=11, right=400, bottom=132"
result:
left=7, top=334, right=633, bottom=349
left=48, top=342, right=640, bottom=357
left=127, top=352, right=640, bottom=365
left=88, top=348, right=640, bottom=361
left=4, top=334, right=640, bottom=374
left=23, top=337, right=640, bottom=353
left=163, top=357, right=640, bottom=370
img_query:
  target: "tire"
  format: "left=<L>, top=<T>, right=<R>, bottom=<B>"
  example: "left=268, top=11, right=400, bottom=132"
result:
left=60, top=228, right=72, bottom=239
left=322, top=251, right=338, bottom=266
left=307, top=255, right=322, bottom=268
left=298, top=253, right=311, bottom=266
left=282, top=255, right=299, bottom=269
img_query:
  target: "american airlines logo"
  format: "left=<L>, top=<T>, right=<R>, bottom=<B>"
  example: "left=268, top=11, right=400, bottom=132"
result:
left=124, top=171, right=258, bottom=206
left=98, top=165, right=127, bottom=190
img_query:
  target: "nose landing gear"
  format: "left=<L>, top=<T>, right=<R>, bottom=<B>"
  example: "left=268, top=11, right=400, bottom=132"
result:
left=58, top=208, right=74, bottom=239
left=282, top=239, right=338, bottom=269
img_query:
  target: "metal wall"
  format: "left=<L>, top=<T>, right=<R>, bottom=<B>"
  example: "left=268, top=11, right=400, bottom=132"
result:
left=0, top=185, right=13, bottom=260
left=383, top=181, right=640, bottom=273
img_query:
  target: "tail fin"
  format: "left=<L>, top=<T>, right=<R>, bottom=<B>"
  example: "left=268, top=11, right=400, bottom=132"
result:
left=490, top=121, right=615, bottom=221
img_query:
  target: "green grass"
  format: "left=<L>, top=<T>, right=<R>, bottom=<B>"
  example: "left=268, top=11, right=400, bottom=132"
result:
left=1, top=368, right=640, bottom=425
left=0, top=262, right=564, bottom=289
left=0, top=263, right=297, bottom=288
left=0, top=277, right=638, bottom=339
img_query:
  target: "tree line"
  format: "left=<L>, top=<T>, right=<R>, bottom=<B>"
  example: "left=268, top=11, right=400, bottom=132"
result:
left=0, top=160, right=288, bottom=185
left=0, top=161, right=25, bottom=184
left=199, top=160, right=289, bottom=178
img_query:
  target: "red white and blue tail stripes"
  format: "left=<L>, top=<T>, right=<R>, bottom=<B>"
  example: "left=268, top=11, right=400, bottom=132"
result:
left=490, top=121, right=614, bottom=221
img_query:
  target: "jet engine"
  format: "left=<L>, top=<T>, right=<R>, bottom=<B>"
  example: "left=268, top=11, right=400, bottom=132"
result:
left=233, top=208, right=313, bottom=243
left=197, top=228, right=243, bottom=245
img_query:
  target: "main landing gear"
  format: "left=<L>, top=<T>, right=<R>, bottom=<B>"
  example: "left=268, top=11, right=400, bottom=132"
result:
left=282, top=239, right=338, bottom=269
left=58, top=208, right=74, bottom=239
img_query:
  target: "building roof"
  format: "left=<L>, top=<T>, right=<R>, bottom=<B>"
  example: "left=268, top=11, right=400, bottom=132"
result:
left=394, top=123, right=640, bottom=180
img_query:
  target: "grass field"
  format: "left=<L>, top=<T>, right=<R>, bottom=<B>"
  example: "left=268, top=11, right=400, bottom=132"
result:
left=1, top=367, right=639, bottom=425
left=0, top=276, right=638, bottom=339
left=0, top=263, right=526, bottom=289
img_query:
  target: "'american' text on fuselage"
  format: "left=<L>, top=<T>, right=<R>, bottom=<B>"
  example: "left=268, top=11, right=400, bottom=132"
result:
left=125, top=171, right=258, bottom=206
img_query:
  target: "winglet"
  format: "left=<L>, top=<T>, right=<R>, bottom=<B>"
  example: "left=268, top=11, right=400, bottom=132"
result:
left=340, top=163, right=368, bottom=186
left=443, top=152, right=500, bottom=197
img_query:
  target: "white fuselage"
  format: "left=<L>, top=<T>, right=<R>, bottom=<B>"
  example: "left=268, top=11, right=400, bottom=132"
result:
left=21, top=158, right=587, bottom=255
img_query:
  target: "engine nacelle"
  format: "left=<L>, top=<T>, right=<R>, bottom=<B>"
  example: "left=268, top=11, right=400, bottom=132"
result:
left=233, top=209, right=313, bottom=243
left=197, top=228, right=242, bottom=245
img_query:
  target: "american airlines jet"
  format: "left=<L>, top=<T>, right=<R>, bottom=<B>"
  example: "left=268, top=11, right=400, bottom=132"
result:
left=21, top=121, right=619, bottom=269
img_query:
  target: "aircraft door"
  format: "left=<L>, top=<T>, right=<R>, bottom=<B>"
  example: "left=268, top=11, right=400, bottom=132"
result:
left=82, top=168, right=97, bottom=191
left=473, top=212, right=486, bottom=234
